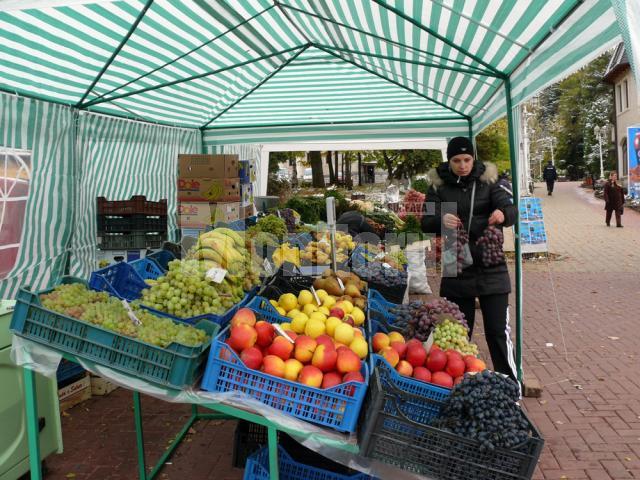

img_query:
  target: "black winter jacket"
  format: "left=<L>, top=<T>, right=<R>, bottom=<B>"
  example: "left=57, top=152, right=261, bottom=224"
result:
left=421, top=161, right=517, bottom=298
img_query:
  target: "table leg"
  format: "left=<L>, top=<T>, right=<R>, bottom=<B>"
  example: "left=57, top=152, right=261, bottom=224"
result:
left=23, top=367, right=42, bottom=480
left=267, top=425, right=279, bottom=480
left=133, top=391, right=147, bottom=480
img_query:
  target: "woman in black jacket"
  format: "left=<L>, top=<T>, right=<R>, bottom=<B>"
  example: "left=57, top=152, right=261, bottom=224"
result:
left=422, top=137, right=519, bottom=383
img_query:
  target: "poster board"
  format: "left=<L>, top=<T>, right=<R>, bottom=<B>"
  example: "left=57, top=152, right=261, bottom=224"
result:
left=519, top=197, right=548, bottom=253
left=628, top=126, right=640, bottom=199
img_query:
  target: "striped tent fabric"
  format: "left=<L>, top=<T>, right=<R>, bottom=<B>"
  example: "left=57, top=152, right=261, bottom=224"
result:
left=70, top=113, right=200, bottom=279
left=2, top=0, right=632, bottom=134
left=0, top=92, right=75, bottom=298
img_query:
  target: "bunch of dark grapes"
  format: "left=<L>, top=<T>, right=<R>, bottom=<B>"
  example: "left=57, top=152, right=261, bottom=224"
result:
left=388, top=301, right=422, bottom=330
left=278, top=208, right=297, bottom=233
left=444, top=226, right=470, bottom=274
left=402, top=298, right=467, bottom=341
left=432, top=371, right=530, bottom=452
left=476, top=226, right=505, bottom=267
left=353, top=262, right=407, bottom=288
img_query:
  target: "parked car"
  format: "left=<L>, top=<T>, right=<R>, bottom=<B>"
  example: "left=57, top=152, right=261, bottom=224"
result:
left=276, top=168, right=290, bottom=181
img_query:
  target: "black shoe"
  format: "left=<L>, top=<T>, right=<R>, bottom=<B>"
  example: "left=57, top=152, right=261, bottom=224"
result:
left=606, top=224, right=610, bottom=227
left=617, top=225, right=623, bottom=228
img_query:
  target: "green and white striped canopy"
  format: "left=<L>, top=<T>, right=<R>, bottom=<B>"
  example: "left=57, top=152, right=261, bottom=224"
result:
left=0, top=0, right=632, bottom=133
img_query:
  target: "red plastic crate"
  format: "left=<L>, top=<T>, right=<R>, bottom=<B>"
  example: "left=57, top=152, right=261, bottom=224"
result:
left=97, top=196, right=167, bottom=215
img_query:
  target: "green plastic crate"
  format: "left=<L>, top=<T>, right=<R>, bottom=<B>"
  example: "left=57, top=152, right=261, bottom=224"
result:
left=10, top=279, right=217, bottom=388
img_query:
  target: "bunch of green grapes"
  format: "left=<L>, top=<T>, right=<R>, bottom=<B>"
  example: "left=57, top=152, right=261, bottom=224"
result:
left=40, top=284, right=208, bottom=347
left=140, top=259, right=244, bottom=319
left=433, top=318, right=479, bottom=355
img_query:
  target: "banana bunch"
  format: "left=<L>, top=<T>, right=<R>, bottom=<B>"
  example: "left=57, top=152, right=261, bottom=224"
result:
left=272, top=242, right=301, bottom=267
left=191, top=228, right=260, bottom=289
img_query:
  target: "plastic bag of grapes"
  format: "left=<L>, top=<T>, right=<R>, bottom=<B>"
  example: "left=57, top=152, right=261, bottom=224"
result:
left=476, top=226, right=506, bottom=267
left=443, top=227, right=473, bottom=276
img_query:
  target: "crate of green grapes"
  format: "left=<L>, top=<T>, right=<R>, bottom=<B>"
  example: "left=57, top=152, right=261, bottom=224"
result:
left=10, top=279, right=216, bottom=388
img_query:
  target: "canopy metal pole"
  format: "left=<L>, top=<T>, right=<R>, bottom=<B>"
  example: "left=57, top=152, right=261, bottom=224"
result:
left=200, top=45, right=310, bottom=129
left=81, top=46, right=304, bottom=108
left=75, top=0, right=154, bottom=107
left=504, top=78, right=523, bottom=382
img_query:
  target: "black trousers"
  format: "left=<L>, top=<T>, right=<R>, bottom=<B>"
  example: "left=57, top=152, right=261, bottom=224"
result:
left=546, top=179, right=555, bottom=193
left=605, top=208, right=622, bottom=227
left=447, top=294, right=518, bottom=384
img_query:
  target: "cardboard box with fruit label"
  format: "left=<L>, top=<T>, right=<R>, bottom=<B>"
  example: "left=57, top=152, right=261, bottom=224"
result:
left=178, top=177, right=240, bottom=202
left=240, top=182, right=253, bottom=207
left=178, top=202, right=240, bottom=228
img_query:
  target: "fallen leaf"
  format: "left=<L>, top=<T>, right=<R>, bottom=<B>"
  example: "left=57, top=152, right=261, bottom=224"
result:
left=188, top=427, right=196, bottom=435
left=607, top=336, right=620, bottom=341
left=555, top=420, right=564, bottom=425
left=62, top=411, right=70, bottom=417
left=66, top=474, right=76, bottom=479
left=625, top=457, right=631, bottom=461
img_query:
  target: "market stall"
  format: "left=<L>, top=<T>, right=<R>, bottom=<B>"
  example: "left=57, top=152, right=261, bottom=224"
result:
left=1, top=1, right=640, bottom=479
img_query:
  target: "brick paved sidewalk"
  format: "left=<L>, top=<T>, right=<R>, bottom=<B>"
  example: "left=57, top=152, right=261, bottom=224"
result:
left=42, top=182, right=640, bottom=480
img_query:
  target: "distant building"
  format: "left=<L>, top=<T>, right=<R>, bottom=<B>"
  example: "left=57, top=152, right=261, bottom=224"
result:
left=604, top=43, right=640, bottom=186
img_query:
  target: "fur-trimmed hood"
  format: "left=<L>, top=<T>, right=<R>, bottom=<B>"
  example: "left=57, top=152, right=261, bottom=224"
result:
left=427, top=161, right=498, bottom=190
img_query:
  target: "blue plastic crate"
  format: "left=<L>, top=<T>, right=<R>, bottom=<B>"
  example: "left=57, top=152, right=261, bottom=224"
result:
left=89, top=262, right=256, bottom=326
left=202, top=306, right=369, bottom=433
left=56, top=359, right=85, bottom=384
left=129, top=258, right=163, bottom=280
left=147, top=249, right=176, bottom=271
left=10, top=279, right=217, bottom=388
left=367, top=290, right=403, bottom=335
left=244, top=446, right=375, bottom=480
left=89, top=262, right=148, bottom=301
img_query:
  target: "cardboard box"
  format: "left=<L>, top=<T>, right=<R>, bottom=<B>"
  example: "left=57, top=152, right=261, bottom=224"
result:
left=90, top=375, right=118, bottom=396
left=178, top=202, right=240, bottom=228
left=58, top=373, right=92, bottom=412
left=240, top=183, right=253, bottom=207
left=240, top=204, right=254, bottom=219
left=212, top=202, right=240, bottom=223
left=178, top=177, right=240, bottom=202
left=178, top=202, right=213, bottom=228
left=178, top=154, right=238, bottom=179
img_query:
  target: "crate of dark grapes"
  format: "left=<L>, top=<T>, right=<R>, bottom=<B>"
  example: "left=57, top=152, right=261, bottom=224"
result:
left=353, top=262, right=407, bottom=304
left=359, top=367, right=544, bottom=480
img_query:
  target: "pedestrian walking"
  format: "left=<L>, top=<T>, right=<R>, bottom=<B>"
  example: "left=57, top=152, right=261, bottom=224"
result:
left=421, top=136, right=519, bottom=385
left=542, top=160, right=557, bottom=195
left=604, top=171, right=625, bottom=228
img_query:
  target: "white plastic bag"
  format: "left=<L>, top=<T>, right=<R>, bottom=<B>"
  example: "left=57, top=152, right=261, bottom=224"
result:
left=406, top=240, right=432, bottom=294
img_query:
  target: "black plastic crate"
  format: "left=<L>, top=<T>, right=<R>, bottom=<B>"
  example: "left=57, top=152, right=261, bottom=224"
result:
left=257, top=264, right=314, bottom=299
left=97, top=196, right=167, bottom=215
left=98, top=232, right=166, bottom=250
left=358, top=369, right=544, bottom=480
left=97, top=214, right=167, bottom=233
left=364, top=279, right=406, bottom=304
left=234, top=421, right=363, bottom=476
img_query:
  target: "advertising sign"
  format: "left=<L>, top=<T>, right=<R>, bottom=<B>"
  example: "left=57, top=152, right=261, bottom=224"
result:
left=629, top=126, right=640, bottom=199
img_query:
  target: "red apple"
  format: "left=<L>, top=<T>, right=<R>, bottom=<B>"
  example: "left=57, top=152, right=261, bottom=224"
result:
left=432, top=371, right=454, bottom=388
left=228, top=324, right=257, bottom=351
left=268, top=336, right=294, bottom=361
left=329, top=307, right=345, bottom=319
left=343, top=371, right=364, bottom=383
left=322, top=371, right=343, bottom=389
left=255, top=321, right=275, bottom=347
left=413, top=366, right=432, bottom=383
left=396, top=360, right=413, bottom=377
left=390, top=341, right=407, bottom=359
left=426, top=349, right=447, bottom=372
left=240, top=347, right=263, bottom=370
left=230, top=308, right=257, bottom=327
left=298, top=365, right=323, bottom=388
left=446, top=358, right=465, bottom=378
left=406, top=344, right=427, bottom=367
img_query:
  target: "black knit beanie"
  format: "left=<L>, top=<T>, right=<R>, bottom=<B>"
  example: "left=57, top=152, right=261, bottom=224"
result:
left=447, top=137, right=474, bottom=160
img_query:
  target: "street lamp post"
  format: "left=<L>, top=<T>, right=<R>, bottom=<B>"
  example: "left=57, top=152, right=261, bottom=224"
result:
left=594, top=125, right=607, bottom=179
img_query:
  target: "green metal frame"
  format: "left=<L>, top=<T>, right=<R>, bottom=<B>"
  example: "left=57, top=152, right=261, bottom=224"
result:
left=201, top=44, right=310, bottom=129
left=82, top=45, right=305, bottom=108
left=88, top=5, right=276, bottom=106
left=370, top=0, right=504, bottom=77
left=203, top=115, right=466, bottom=131
left=313, top=44, right=498, bottom=77
left=317, top=45, right=469, bottom=120
left=504, top=78, right=523, bottom=381
left=75, top=0, right=155, bottom=108
left=21, top=351, right=357, bottom=480
left=276, top=1, right=496, bottom=76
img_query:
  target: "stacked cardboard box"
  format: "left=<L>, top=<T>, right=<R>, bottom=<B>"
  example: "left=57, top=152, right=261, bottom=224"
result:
left=178, top=154, right=241, bottom=228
